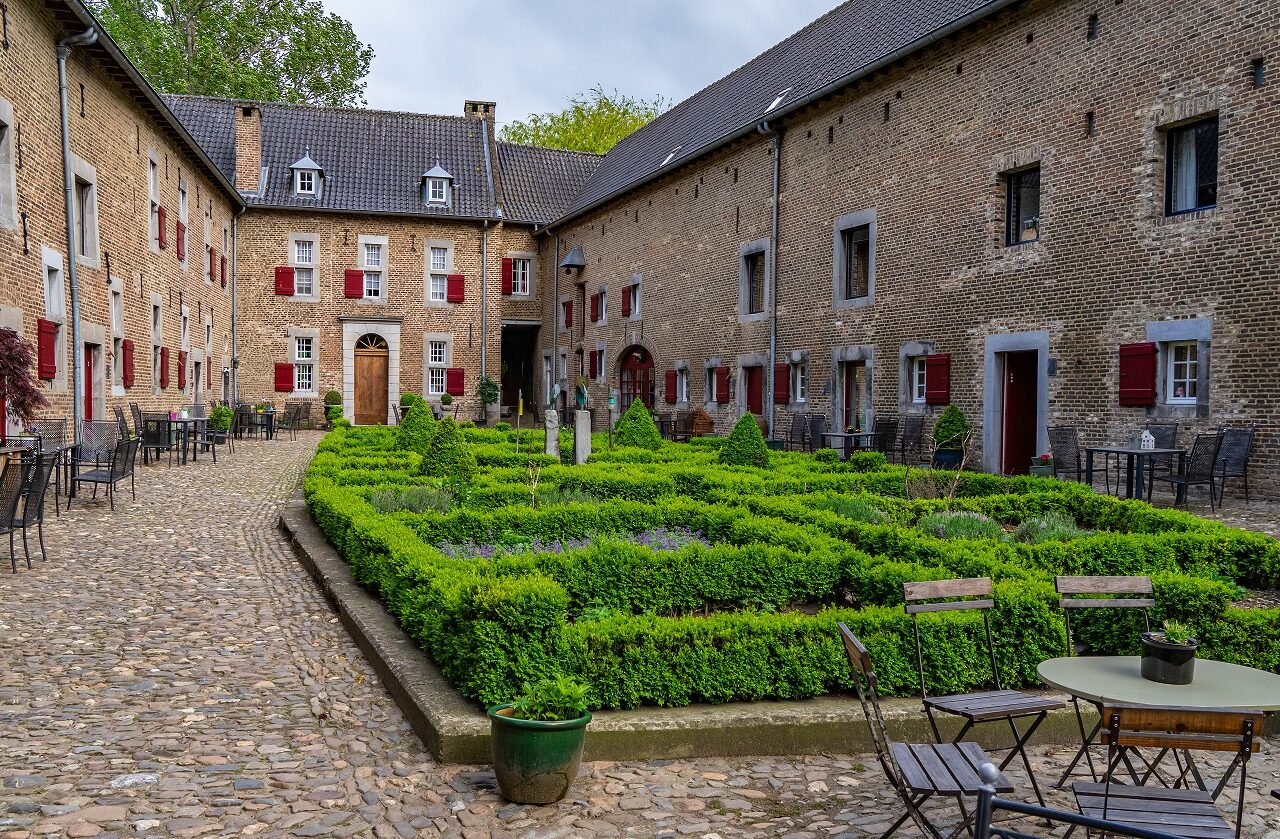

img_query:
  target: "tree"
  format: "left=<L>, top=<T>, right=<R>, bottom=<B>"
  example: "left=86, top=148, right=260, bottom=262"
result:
left=0, top=329, right=49, bottom=444
left=86, top=0, right=374, bottom=107
left=717, top=414, right=769, bottom=469
left=612, top=399, right=661, bottom=450
left=499, top=86, right=669, bottom=154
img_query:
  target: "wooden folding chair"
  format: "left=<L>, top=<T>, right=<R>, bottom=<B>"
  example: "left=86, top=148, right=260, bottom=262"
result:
left=1054, top=575, right=1153, bottom=787
left=905, top=578, right=1066, bottom=807
left=837, top=623, right=1014, bottom=839
left=1073, top=704, right=1262, bottom=839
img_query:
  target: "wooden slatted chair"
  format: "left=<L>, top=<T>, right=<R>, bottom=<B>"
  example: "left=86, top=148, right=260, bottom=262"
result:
left=904, top=578, right=1066, bottom=807
left=837, top=623, right=1014, bottom=839
left=1054, top=575, right=1154, bottom=787
left=1073, top=705, right=1262, bottom=839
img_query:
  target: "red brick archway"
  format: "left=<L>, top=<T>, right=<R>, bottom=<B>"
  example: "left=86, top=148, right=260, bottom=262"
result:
left=618, top=345, right=654, bottom=410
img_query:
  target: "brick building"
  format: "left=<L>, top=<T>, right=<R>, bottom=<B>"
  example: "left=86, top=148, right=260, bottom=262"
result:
left=4, top=0, right=1279, bottom=493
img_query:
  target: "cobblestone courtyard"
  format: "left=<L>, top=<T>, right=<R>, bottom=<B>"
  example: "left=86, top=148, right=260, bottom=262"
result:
left=0, top=434, right=1277, bottom=839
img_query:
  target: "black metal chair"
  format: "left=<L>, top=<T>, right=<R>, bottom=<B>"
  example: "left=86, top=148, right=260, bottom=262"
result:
left=1149, top=433, right=1221, bottom=509
left=904, top=578, right=1066, bottom=807
left=278, top=404, right=303, bottom=441
left=807, top=414, right=828, bottom=454
left=140, top=413, right=177, bottom=467
left=1048, top=425, right=1086, bottom=484
left=113, top=405, right=132, bottom=440
left=837, top=623, right=1014, bottom=839
left=73, top=420, right=120, bottom=498
left=785, top=412, right=808, bottom=451
left=873, top=416, right=899, bottom=458
left=1139, top=421, right=1180, bottom=495
left=190, top=419, right=219, bottom=463
left=129, top=402, right=145, bottom=438
left=11, top=451, right=57, bottom=570
left=895, top=415, right=925, bottom=465
left=69, top=437, right=140, bottom=511
left=28, top=418, right=70, bottom=517
left=0, top=457, right=28, bottom=574
left=1214, top=426, right=1254, bottom=504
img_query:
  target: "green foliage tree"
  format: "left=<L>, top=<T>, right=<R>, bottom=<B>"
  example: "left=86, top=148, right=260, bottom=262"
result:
left=86, top=0, right=374, bottom=106
left=499, top=85, right=669, bottom=154
left=612, top=399, right=662, bottom=450
left=718, top=414, right=770, bottom=468
left=422, top=417, right=477, bottom=485
left=395, top=399, right=435, bottom=456
left=932, top=405, right=971, bottom=450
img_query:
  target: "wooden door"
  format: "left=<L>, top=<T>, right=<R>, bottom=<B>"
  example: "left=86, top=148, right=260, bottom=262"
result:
left=619, top=346, right=654, bottom=410
left=843, top=361, right=867, bottom=430
left=745, top=366, right=763, bottom=415
left=354, top=349, right=389, bottom=425
left=83, top=347, right=94, bottom=422
left=1001, top=351, right=1038, bottom=475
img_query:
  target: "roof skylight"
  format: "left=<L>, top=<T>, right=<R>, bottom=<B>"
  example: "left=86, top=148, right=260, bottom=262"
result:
left=765, top=87, right=793, bottom=113
left=660, top=146, right=682, bottom=167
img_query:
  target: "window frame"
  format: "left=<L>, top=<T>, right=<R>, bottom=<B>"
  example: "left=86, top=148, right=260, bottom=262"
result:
left=675, top=367, right=689, bottom=403
left=738, top=239, right=769, bottom=323
left=425, top=333, right=451, bottom=396
left=0, top=98, right=16, bottom=230
left=290, top=234, right=319, bottom=298
left=70, top=155, right=100, bottom=266
left=627, top=277, right=642, bottom=319
left=288, top=329, right=318, bottom=395
left=425, top=240, right=453, bottom=306
left=428, top=177, right=448, bottom=204
left=911, top=356, right=927, bottom=403
left=358, top=235, right=388, bottom=302
left=1164, top=340, right=1198, bottom=406
left=1005, top=163, right=1041, bottom=246
left=791, top=361, right=808, bottom=403
left=295, top=169, right=316, bottom=195
left=510, top=256, right=533, bottom=296
left=831, top=209, right=876, bottom=309
left=148, top=155, right=161, bottom=251
left=1164, top=116, right=1219, bottom=216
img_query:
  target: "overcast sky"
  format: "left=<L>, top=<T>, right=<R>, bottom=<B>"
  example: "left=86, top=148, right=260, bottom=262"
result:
left=322, top=0, right=843, bottom=126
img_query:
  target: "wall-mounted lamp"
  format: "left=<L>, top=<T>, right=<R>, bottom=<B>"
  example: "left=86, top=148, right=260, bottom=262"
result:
left=559, top=245, right=586, bottom=276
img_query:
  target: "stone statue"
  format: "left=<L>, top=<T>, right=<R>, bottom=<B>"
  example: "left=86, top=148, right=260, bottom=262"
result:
left=544, top=407, right=559, bottom=457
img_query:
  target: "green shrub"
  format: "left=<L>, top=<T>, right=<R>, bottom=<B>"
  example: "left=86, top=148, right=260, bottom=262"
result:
left=324, top=390, right=342, bottom=406
left=717, top=414, right=769, bottom=468
left=395, top=402, right=436, bottom=455
left=326, top=405, right=344, bottom=424
left=613, top=399, right=662, bottom=450
left=369, top=485, right=454, bottom=514
left=400, top=392, right=424, bottom=408
left=933, top=405, right=971, bottom=450
left=422, top=418, right=478, bottom=485
left=209, top=404, right=233, bottom=432
left=1014, top=513, right=1089, bottom=543
left=535, top=486, right=600, bottom=506
left=821, top=496, right=889, bottom=525
left=917, top=511, right=1007, bottom=541
left=495, top=421, right=512, bottom=432
left=815, top=448, right=840, bottom=463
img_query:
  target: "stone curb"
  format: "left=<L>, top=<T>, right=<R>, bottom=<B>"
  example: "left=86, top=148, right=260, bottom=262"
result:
left=279, top=498, right=1127, bottom=764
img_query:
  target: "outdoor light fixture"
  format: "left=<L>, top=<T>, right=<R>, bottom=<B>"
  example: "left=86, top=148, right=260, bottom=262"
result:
left=559, top=245, right=586, bottom=276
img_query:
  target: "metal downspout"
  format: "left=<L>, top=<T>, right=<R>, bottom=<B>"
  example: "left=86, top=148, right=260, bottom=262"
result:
left=553, top=235, right=560, bottom=405
left=56, top=27, right=98, bottom=443
left=231, top=207, right=243, bottom=402
left=759, top=122, right=783, bottom=438
left=480, top=219, right=489, bottom=419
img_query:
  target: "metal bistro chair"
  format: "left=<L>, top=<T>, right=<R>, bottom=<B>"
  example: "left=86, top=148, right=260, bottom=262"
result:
left=873, top=416, right=899, bottom=458
left=1139, top=421, right=1180, bottom=496
left=1149, top=433, right=1221, bottom=510
left=1047, top=425, right=1101, bottom=489
left=28, top=418, right=69, bottom=516
left=904, top=578, right=1066, bottom=807
left=837, top=623, right=1014, bottom=839
left=1214, top=427, right=1255, bottom=504
left=896, top=415, right=925, bottom=465
left=190, top=418, right=219, bottom=463
left=69, top=437, right=140, bottom=511
left=140, top=413, right=178, bottom=467
left=113, top=405, right=132, bottom=440
left=1052, top=575, right=1154, bottom=788
left=11, top=451, right=58, bottom=571
left=72, top=420, right=120, bottom=498
left=1072, top=705, right=1262, bottom=839
left=786, top=412, right=808, bottom=451
left=0, top=457, right=28, bottom=574
left=807, top=414, right=828, bottom=454
left=278, top=403, right=304, bottom=441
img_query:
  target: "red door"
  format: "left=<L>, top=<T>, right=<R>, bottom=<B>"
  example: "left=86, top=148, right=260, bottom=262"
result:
left=1001, top=351, right=1038, bottom=475
left=83, top=348, right=93, bottom=422
left=619, top=346, right=654, bottom=410
left=745, top=366, right=763, bottom=414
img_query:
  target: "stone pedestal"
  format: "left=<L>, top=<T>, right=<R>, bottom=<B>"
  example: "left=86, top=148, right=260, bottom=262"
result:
left=573, top=410, right=592, bottom=465
left=544, top=410, right=559, bottom=458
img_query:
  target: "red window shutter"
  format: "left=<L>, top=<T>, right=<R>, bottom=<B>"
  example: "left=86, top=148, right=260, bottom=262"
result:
left=715, top=366, right=730, bottom=404
left=620, top=285, right=632, bottom=317
left=773, top=362, right=790, bottom=405
left=343, top=268, right=364, bottom=298
left=563, top=300, right=573, bottom=328
left=274, top=266, right=295, bottom=296
left=445, top=367, right=465, bottom=396
left=157, top=206, right=167, bottom=249
left=220, top=254, right=227, bottom=288
left=446, top=274, right=465, bottom=303
left=175, top=221, right=186, bottom=261
left=501, top=258, right=513, bottom=295
left=664, top=369, right=677, bottom=404
left=590, top=294, right=600, bottom=323
left=208, top=248, right=217, bottom=282
left=177, top=350, right=187, bottom=390
left=206, top=359, right=211, bottom=389
left=924, top=353, right=951, bottom=405
left=274, top=362, right=294, bottom=392
left=159, top=346, right=170, bottom=389
left=121, top=339, right=134, bottom=388
left=590, top=351, right=599, bottom=380
left=1118, top=342, right=1158, bottom=406
left=36, top=318, right=58, bottom=381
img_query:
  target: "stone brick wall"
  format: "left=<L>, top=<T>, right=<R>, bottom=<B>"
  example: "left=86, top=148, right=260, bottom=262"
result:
left=0, top=0, right=237, bottom=436
left=536, top=0, right=1280, bottom=495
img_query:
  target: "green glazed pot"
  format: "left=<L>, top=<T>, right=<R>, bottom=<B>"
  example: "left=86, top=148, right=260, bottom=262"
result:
left=487, top=704, right=592, bottom=804
left=1029, top=463, right=1055, bottom=477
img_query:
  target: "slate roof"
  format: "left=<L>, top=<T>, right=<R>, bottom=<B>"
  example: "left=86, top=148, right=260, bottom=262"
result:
left=165, top=96, right=496, bottom=219
left=496, top=143, right=602, bottom=225
left=559, top=0, right=1005, bottom=222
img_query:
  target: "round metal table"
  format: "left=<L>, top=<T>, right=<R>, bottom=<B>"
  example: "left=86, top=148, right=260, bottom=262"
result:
left=1038, top=656, right=1280, bottom=710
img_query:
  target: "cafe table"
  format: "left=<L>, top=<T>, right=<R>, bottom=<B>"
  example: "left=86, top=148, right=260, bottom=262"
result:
left=1037, top=655, right=1280, bottom=790
left=824, top=431, right=878, bottom=458
left=1083, top=446, right=1186, bottom=502
left=166, top=416, right=207, bottom=464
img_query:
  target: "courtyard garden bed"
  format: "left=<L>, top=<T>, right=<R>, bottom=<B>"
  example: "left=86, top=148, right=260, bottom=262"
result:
left=304, top=420, right=1280, bottom=711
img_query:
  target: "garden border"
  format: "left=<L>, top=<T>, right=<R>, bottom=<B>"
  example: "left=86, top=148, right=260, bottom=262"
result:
left=279, top=498, right=1109, bottom=764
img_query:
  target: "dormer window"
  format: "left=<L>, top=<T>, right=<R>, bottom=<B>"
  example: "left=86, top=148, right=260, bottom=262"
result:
left=289, top=152, right=324, bottom=198
left=421, top=162, right=452, bottom=207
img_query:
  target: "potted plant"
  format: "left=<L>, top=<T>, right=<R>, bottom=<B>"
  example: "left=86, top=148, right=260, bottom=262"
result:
left=931, top=405, right=970, bottom=469
left=1140, top=620, right=1199, bottom=685
left=0, top=328, right=49, bottom=444
left=440, top=392, right=456, bottom=420
left=209, top=404, right=233, bottom=433
left=487, top=676, right=592, bottom=805
left=323, top=390, right=343, bottom=427
left=478, top=376, right=500, bottom=424
left=1029, top=452, right=1055, bottom=477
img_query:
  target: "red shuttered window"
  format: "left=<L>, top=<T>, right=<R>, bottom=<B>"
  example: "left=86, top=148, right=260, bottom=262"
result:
left=773, top=363, right=790, bottom=405
left=590, top=294, right=600, bottom=323
left=121, top=339, right=135, bottom=388
left=274, top=362, right=293, bottom=392
left=343, top=269, right=363, bottom=298
left=208, top=248, right=217, bottom=283
left=620, top=285, right=632, bottom=318
left=446, top=274, right=465, bottom=303
left=36, top=319, right=58, bottom=381
left=274, top=266, right=295, bottom=296
left=715, top=367, right=730, bottom=404
left=1118, top=342, right=1158, bottom=407
left=590, top=351, right=599, bottom=380
left=501, top=258, right=513, bottom=295
left=157, top=206, right=167, bottom=249
left=924, top=353, right=951, bottom=405
left=664, top=369, right=677, bottom=403
left=159, top=346, right=170, bottom=389
left=175, top=221, right=187, bottom=261
left=562, top=301, right=573, bottom=328
left=220, top=254, right=227, bottom=288
left=177, top=350, right=187, bottom=390
left=445, top=367, right=465, bottom=396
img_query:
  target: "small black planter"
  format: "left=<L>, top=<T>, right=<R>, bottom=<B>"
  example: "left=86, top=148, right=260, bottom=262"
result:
left=1140, top=632, right=1199, bottom=685
left=932, top=449, right=964, bottom=469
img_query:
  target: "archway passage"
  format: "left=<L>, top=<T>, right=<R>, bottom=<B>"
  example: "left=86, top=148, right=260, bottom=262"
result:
left=354, top=333, right=389, bottom=425
left=619, top=345, right=654, bottom=411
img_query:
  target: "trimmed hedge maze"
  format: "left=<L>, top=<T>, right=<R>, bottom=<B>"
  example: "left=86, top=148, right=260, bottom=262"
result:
left=304, top=424, right=1280, bottom=710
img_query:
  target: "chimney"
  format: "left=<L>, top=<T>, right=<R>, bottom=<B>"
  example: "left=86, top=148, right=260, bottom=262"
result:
left=464, top=100, right=496, bottom=123
left=234, top=104, right=263, bottom=194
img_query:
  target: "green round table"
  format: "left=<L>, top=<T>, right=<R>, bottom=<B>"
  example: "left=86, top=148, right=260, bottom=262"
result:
left=1037, top=656, right=1280, bottom=710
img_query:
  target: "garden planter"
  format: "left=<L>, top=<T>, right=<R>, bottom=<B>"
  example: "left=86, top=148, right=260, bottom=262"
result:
left=932, top=449, right=963, bottom=469
left=487, top=705, right=591, bottom=804
left=1029, top=462, right=1055, bottom=478
left=1140, top=633, right=1198, bottom=685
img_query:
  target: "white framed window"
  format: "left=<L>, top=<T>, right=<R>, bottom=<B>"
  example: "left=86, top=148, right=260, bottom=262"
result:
left=181, top=310, right=190, bottom=350
left=177, top=179, right=189, bottom=266
left=110, top=288, right=124, bottom=390
left=0, top=98, right=16, bottom=229
left=511, top=257, right=532, bottom=295
left=792, top=362, right=809, bottom=403
left=148, top=157, right=160, bottom=248
left=71, top=156, right=100, bottom=264
left=42, top=248, right=68, bottom=387
left=598, top=287, right=607, bottom=321
left=292, top=236, right=317, bottom=296
left=428, top=178, right=447, bottom=204
left=676, top=368, right=689, bottom=403
left=705, top=363, right=717, bottom=403
left=294, top=336, right=314, bottom=392
left=911, top=356, right=927, bottom=403
left=426, top=242, right=452, bottom=304
left=426, top=334, right=451, bottom=395
left=296, top=169, right=315, bottom=195
left=429, top=274, right=446, bottom=302
left=1166, top=341, right=1198, bottom=405
left=1166, top=117, right=1218, bottom=215
left=359, top=237, right=386, bottom=301
left=627, top=282, right=641, bottom=318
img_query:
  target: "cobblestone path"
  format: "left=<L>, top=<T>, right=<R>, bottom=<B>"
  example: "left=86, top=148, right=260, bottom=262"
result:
left=0, top=434, right=1276, bottom=839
